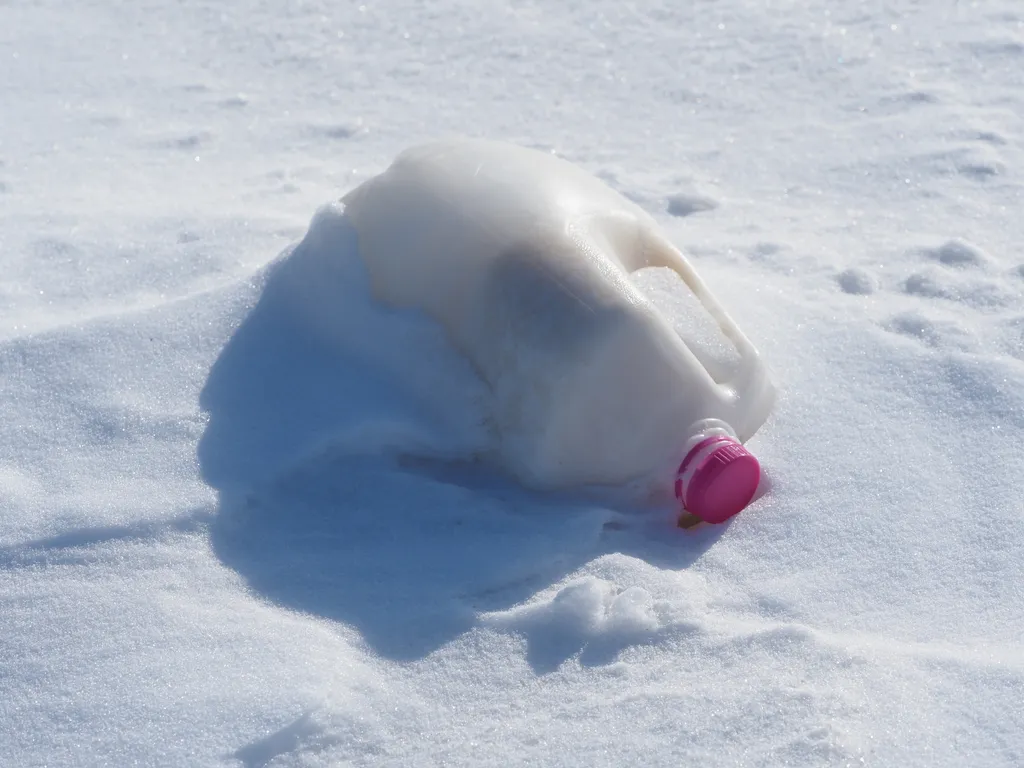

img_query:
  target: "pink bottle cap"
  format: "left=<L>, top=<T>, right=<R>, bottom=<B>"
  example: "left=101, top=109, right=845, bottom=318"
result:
left=674, top=435, right=761, bottom=524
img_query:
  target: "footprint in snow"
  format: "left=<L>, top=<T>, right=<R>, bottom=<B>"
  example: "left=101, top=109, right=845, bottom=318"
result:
left=836, top=268, right=877, bottom=295
left=218, top=94, right=249, bottom=109
left=150, top=131, right=213, bottom=151
left=882, top=311, right=975, bottom=351
left=305, top=121, right=367, bottom=141
left=865, top=234, right=1024, bottom=355
left=666, top=191, right=718, bottom=218
left=920, top=239, right=992, bottom=269
left=906, top=145, right=1004, bottom=182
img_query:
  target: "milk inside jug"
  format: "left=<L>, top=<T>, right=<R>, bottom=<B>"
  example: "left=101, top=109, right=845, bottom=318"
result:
left=342, top=139, right=775, bottom=523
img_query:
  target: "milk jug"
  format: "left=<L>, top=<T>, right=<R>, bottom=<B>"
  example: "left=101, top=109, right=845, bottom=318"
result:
left=342, top=139, right=775, bottom=523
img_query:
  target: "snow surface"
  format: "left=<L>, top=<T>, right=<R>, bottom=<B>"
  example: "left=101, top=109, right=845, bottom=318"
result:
left=2, top=0, right=1023, bottom=766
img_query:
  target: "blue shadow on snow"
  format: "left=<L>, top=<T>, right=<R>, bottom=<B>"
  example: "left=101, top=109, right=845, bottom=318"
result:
left=198, top=206, right=723, bottom=665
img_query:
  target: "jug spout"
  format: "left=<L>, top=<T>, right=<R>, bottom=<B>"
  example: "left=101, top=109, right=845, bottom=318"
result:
left=675, top=422, right=761, bottom=526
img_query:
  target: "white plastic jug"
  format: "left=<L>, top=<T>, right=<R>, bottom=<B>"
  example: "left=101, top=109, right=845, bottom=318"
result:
left=342, top=139, right=775, bottom=523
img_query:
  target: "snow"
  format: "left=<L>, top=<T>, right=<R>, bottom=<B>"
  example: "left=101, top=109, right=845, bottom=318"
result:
left=2, top=0, right=1023, bottom=766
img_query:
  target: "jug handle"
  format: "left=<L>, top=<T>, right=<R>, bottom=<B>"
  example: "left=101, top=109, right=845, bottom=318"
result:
left=640, top=232, right=765, bottom=396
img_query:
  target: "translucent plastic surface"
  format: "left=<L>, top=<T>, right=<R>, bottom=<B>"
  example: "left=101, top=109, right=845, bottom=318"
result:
left=343, top=139, right=775, bottom=498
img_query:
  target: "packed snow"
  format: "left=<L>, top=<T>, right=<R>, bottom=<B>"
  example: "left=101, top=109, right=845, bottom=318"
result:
left=2, top=1, right=1023, bottom=766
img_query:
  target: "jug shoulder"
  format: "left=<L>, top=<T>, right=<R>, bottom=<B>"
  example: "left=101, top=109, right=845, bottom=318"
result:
left=349, top=139, right=654, bottom=237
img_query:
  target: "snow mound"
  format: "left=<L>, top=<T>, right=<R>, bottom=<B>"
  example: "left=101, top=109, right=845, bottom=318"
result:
left=198, top=203, right=494, bottom=497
